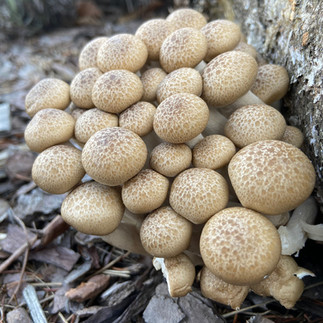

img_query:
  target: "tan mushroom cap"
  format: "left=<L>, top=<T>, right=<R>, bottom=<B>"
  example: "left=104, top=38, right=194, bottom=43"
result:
left=228, top=140, right=316, bottom=214
left=150, top=142, right=192, bottom=177
left=251, top=64, right=289, bottom=104
left=166, top=8, right=207, bottom=30
left=153, top=93, right=209, bottom=144
left=32, top=145, right=85, bottom=194
left=81, top=127, right=147, bottom=186
left=24, top=108, right=75, bottom=153
left=281, top=125, right=304, bottom=148
left=70, top=67, right=102, bottom=109
left=193, top=134, right=236, bottom=169
left=202, top=51, right=258, bottom=107
left=140, top=206, right=193, bottom=258
left=170, top=168, right=229, bottom=224
left=78, top=37, right=108, bottom=70
left=199, top=266, right=249, bottom=310
left=201, top=20, right=241, bottom=62
left=200, top=207, right=282, bottom=285
left=25, top=78, right=70, bottom=117
left=233, top=41, right=257, bottom=59
left=92, top=70, right=144, bottom=114
left=156, top=67, right=203, bottom=103
left=61, top=181, right=124, bottom=236
left=74, top=108, right=118, bottom=143
left=69, top=104, right=86, bottom=120
left=119, top=101, right=156, bottom=137
left=122, top=169, right=169, bottom=214
left=140, top=68, right=167, bottom=102
left=160, top=27, right=207, bottom=73
left=135, top=18, right=175, bottom=61
left=97, top=34, right=148, bottom=73
left=224, top=104, right=287, bottom=148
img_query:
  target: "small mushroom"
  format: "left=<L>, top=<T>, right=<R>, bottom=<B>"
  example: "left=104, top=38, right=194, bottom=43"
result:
left=140, top=68, right=167, bottom=102
left=281, top=125, right=304, bottom=148
left=166, top=8, right=207, bottom=30
left=233, top=41, right=257, bottom=59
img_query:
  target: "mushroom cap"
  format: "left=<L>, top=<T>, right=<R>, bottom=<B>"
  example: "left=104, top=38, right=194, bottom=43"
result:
left=224, top=104, right=287, bottom=148
left=150, top=142, right=192, bottom=177
left=61, top=181, right=124, bottom=235
left=74, top=108, right=118, bottom=143
left=281, top=125, right=304, bottom=148
left=24, top=108, right=75, bottom=153
left=159, top=27, right=207, bottom=73
left=92, top=70, right=144, bottom=114
left=233, top=41, right=257, bottom=59
left=32, top=145, right=85, bottom=194
left=70, top=67, right=102, bottom=109
left=156, top=67, right=203, bottom=103
left=25, top=78, right=70, bottom=117
left=97, top=34, right=148, bottom=72
left=122, top=169, right=169, bottom=214
left=166, top=8, right=207, bottom=30
left=119, top=101, right=156, bottom=137
left=200, top=207, right=282, bottom=285
left=78, top=37, right=108, bottom=70
left=193, top=134, right=236, bottom=169
left=140, top=68, right=167, bottom=102
left=202, top=51, right=258, bottom=107
left=228, top=140, right=316, bottom=214
left=201, top=20, right=241, bottom=62
left=81, top=127, right=147, bottom=186
left=140, top=206, right=193, bottom=258
left=170, top=168, right=229, bottom=224
left=153, top=93, right=209, bottom=144
left=135, top=18, right=175, bottom=61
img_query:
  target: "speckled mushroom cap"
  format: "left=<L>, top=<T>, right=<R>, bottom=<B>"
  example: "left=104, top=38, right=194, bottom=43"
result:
left=202, top=51, right=258, bottom=107
left=159, top=27, right=207, bottom=73
left=97, top=34, right=148, bottom=72
left=233, top=41, right=257, bottom=59
left=74, top=108, right=118, bottom=143
left=25, top=78, right=70, bottom=117
left=251, top=64, right=289, bottom=104
left=200, top=207, right=282, bottom=285
left=228, top=140, right=316, bottom=214
left=224, top=104, right=287, bottom=148
left=156, top=67, right=203, bottom=103
left=281, top=125, right=304, bottom=148
left=169, top=168, right=229, bottom=224
left=140, top=68, right=167, bottom=102
left=78, top=37, right=108, bottom=70
left=201, top=20, right=241, bottom=62
left=135, top=18, right=175, bottom=61
left=70, top=67, right=102, bottom=109
left=122, top=169, right=169, bottom=214
left=92, top=70, right=144, bottom=114
left=32, top=145, right=85, bottom=194
left=24, top=108, right=75, bottom=153
left=81, top=127, right=147, bottom=186
left=150, top=142, right=192, bottom=177
left=140, top=206, right=193, bottom=258
left=119, top=101, right=156, bottom=137
left=153, top=93, right=209, bottom=144
left=61, top=181, right=124, bottom=236
left=166, top=8, right=207, bottom=30
left=193, top=135, right=236, bottom=169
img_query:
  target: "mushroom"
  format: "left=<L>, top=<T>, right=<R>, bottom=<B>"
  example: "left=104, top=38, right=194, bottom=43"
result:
left=200, top=207, right=282, bottom=285
left=166, top=8, right=207, bottom=30
left=140, top=68, right=167, bottom=102
left=202, top=108, right=228, bottom=136
left=233, top=41, right=257, bottom=59
left=281, top=125, right=304, bottom=148
left=228, top=140, right=316, bottom=214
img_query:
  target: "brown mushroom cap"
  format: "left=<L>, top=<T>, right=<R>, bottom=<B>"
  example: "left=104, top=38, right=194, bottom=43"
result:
left=92, top=70, right=144, bottom=114
left=61, top=181, right=124, bottom=235
left=159, top=27, right=207, bottom=73
left=233, top=41, right=257, bottom=59
left=166, top=8, right=207, bottom=30
left=25, top=78, right=70, bottom=117
left=153, top=93, right=209, bottom=144
left=24, top=108, right=75, bottom=153
left=281, top=125, right=304, bottom=148
left=224, top=104, right=287, bottom=148
left=32, top=145, right=85, bottom=194
left=140, top=68, right=167, bottom=102
left=97, top=34, right=148, bottom=73
left=170, top=168, right=229, bottom=224
left=81, top=127, right=147, bottom=186
left=122, top=169, right=169, bottom=214
left=228, top=140, right=316, bottom=214
left=200, top=207, right=282, bottom=285
left=202, top=51, right=258, bottom=107
left=140, top=206, right=193, bottom=258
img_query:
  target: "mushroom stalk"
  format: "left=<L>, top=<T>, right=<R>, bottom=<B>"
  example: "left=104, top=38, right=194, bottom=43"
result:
left=186, top=133, right=204, bottom=148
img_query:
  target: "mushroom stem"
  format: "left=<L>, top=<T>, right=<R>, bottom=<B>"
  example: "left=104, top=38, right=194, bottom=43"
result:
left=186, top=133, right=204, bottom=148
left=195, top=60, right=207, bottom=74
left=202, top=108, right=228, bottom=137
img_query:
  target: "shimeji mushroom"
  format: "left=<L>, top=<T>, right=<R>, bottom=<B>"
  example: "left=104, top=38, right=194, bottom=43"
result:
left=166, top=8, right=207, bottom=30
left=281, top=125, right=304, bottom=148
left=140, top=68, right=167, bottom=102
left=233, top=41, right=257, bottom=59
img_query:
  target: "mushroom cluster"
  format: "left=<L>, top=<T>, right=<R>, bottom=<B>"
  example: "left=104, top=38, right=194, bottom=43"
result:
left=24, top=7, right=321, bottom=311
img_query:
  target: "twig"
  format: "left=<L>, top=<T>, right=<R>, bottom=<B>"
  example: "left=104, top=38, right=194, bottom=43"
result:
left=222, top=300, right=275, bottom=318
left=58, top=312, right=69, bottom=323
